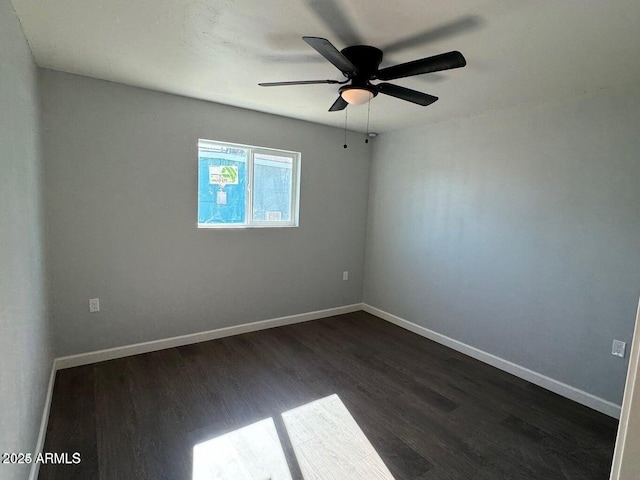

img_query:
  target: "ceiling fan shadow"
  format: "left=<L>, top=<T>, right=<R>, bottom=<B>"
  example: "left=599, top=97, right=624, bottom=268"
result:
left=381, top=15, right=483, bottom=55
left=260, top=33, right=329, bottom=64
left=303, top=0, right=362, bottom=46
left=409, top=72, right=447, bottom=84
left=261, top=54, right=326, bottom=64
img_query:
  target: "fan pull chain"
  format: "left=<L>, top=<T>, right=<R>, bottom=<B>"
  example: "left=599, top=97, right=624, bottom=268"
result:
left=365, top=101, right=371, bottom=143
left=343, top=107, right=348, bottom=149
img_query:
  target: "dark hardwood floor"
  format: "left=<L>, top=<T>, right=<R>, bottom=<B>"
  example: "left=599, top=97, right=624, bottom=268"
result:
left=39, top=311, right=618, bottom=479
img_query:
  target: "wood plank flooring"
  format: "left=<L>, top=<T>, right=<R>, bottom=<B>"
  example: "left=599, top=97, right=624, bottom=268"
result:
left=39, top=312, right=618, bottom=479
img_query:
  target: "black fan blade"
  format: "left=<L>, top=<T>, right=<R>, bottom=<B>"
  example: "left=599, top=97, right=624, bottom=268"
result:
left=376, top=51, right=466, bottom=81
left=259, top=79, right=344, bottom=87
left=303, top=37, right=358, bottom=75
left=328, top=96, right=348, bottom=112
left=376, top=83, right=438, bottom=106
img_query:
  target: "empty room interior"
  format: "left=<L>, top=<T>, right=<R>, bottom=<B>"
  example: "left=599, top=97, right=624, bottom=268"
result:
left=2, top=0, right=640, bottom=479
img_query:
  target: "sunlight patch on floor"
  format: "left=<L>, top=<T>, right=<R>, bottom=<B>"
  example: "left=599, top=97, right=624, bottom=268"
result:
left=282, top=394, right=395, bottom=479
left=193, top=417, right=292, bottom=480
left=193, top=394, right=394, bottom=479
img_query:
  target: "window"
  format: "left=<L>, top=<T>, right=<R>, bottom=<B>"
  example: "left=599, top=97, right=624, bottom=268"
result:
left=197, top=139, right=300, bottom=228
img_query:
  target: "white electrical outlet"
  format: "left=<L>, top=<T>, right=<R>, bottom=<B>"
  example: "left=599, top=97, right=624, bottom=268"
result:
left=612, top=339, right=626, bottom=358
left=343, top=271, right=349, bottom=281
left=89, top=298, right=100, bottom=313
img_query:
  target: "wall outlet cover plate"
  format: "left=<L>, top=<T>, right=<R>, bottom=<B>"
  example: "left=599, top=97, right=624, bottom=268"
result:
left=89, top=298, right=100, bottom=313
left=612, top=339, right=626, bottom=358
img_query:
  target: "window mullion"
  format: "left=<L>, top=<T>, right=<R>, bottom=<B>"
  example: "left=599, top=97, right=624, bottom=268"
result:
left=291, top=156, right=298, bottom=226
left=247, top=149, right=253, bottom=226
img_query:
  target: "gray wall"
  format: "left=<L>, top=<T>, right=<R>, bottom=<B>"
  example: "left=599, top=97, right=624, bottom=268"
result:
left=0, top=0, right=52, bottom=478
left=39, top=69, right=370, bottom=357
left=364, top=84, right=640, bottom=404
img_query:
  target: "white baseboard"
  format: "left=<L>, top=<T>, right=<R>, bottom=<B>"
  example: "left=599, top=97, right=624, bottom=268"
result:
left=32, top=300, right=619, bottom=480
left=362, top=303, right=622, bottom=419
left=56, top=303, right=364, bottom=370
left=29, top=361, right=57, bottom=480
left=31, top=303, right=362, bottom=477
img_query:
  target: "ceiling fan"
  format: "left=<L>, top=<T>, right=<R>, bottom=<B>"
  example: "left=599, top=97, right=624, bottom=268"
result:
left=259, top=36, right=466, bottom=111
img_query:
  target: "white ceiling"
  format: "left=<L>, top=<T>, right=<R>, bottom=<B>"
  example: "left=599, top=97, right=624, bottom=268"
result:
left=11, top=0, right=640, bottom=133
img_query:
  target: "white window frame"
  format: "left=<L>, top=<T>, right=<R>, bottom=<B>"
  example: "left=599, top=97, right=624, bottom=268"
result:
left=197, top=139, right=300, bottom=229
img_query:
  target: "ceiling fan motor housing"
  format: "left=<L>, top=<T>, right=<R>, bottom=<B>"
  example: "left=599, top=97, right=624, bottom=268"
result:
left=340, top=45, right=383, bottom=94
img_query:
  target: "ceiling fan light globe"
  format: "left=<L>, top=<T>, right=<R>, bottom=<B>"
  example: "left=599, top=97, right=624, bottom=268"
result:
left=341, top=88, right=374, bottom=105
